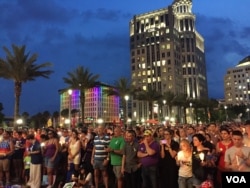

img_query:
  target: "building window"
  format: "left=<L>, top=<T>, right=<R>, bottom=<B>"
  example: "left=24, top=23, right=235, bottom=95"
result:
left=183, top=68, right=186, bottom=75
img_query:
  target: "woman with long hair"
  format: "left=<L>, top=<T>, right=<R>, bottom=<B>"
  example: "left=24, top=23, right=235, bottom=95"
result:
left=72, top=165, right=94, bottom=188
left=192, top=133, right=210, bottom=188
left=215, top=127, right=233, bottom=188
left=68, top=129, right=81, bottom=173
left=159, top=128, right=179, bottom=188
left=176, top=139, right=193, bottom=188
left=44, top=130, right=59, bottom=188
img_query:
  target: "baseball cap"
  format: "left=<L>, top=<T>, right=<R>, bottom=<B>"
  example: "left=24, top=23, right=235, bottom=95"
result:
left=143, top=130, right=152, bottom=136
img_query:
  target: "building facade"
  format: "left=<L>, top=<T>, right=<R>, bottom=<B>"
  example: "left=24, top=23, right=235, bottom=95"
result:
left=224, top=56, right=250, bottom=105
left=129, top=0, right=208, bottom=123
left=59, top=83, right=120, bottom=127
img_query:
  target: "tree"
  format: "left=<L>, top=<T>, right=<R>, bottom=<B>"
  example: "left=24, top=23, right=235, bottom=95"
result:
left=52, top=111, right=60, bottom=127
left=0, top=44, right=53, bottom=124
left=162, top=91, right=176, bottom=117
left=136, top=86, right=162, bottom=119
left=63, top=66, right=99, bottom=124
left=104, top=77, right=135, bottom=124
left=172, top=94, right=187, bottom=123
left=0, top=103, right=4, bottom=124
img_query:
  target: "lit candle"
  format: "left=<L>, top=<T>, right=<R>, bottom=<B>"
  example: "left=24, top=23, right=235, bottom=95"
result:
left=40, top=142, right=45, bottom=147
left=199, top=152, right=205, bottom=161
left=236, top=156, right=239, bottom=165
left=59, top=140, right=65, bottom=146
left=178, top=152, right=184, bottom=161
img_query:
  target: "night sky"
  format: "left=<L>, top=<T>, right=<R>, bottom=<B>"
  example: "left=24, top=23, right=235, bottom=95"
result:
left=0, top=0, right=250, bottom=116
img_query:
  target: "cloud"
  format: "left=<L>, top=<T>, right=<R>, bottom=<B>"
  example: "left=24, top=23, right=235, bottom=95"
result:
left=195, top=14, right=250, bottom=98
left=81, top=8, right=123, bottom=22
left=1, top=0, right=250, bottom=115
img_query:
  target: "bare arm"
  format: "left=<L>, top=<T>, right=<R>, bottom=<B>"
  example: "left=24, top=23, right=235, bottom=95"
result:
left=52, top=138, right=59, bottom=161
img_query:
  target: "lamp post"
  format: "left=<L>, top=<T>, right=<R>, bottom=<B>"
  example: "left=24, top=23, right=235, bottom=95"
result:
left=68, top=89, right=72, bottom=128
left=189, top=102, right=193, bottom=124
left=163, top=100, right=166, bottom=118
left=246, top=108, right=249, bottom=119
left=224, top=105, right=228, bottom=122
left=97, top=118, right=103, bottom=125
left=16, top=118, right=23, bottom=129
left=124, top=95, right=129, bottom=125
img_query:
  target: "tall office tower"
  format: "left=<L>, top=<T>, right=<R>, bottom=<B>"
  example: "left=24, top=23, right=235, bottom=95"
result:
left=129, top=0, right=208, bottom=122
left=224, top=56, right=250, bottom=105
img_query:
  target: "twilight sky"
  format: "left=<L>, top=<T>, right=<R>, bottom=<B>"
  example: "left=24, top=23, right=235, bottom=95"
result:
left=0, top=0, right=250, bottom=116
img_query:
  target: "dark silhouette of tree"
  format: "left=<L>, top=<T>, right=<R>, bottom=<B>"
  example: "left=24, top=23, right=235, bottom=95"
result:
left=136, top=86, right=162, bottom=119
left=0, top=44, right=53, bottom=124
left=63, top=66, right=99, bottom=124
left=0, top=103, right=4, bottom=124
left=104, top=77, right=135, bottom=123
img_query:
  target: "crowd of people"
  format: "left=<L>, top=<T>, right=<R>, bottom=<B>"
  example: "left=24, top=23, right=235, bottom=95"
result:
left=0, top=120, right=249, bottom=188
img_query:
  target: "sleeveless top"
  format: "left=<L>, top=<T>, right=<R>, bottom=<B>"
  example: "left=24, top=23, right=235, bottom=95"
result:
left=69, top=140, right=81, bottom=156
left=44, top=142, right=56, bottom=158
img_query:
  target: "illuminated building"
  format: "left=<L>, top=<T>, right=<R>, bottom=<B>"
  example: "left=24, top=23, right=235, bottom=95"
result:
left=129, top=0, right=208, bottom=123
left=224, top=56, right=250, bottom=105
left=59, top=83, right=120, bottom=126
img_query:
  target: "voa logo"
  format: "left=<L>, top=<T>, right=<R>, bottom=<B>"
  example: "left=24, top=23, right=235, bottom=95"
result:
left=226, top=176, right=247, bottom=183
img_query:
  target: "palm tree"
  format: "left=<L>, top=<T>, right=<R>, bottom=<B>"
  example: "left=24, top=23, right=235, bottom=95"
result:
left=162, top=91, right=176, bottom=117
left=104, top=77, right=135, bottom=124
left=63, top=66, right=99, bottom=124
left=0, top=44, right=53, bottom=124
left=174, top=94, right=188, bottom=123
left=0, top=103, right=4, bottom=124
left=136, top=86, right=162, bottom=120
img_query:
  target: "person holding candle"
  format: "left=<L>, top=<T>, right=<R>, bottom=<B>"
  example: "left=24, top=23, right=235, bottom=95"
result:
left=44, top=130, right=60, bottom=188
left=243, top=120, right=250, bottom=147
left=176, top=139, right=193, bottom=188
left=68, top=129, right=81, bottom=173
left=224, top=130, right=250, bottom=172
left=215, top=127, right=233, bottom=187
left=192, top=133, right=210, bottom=188
left=26, top=134, right=43, bottom=188
left=71, top=165, right=94, bottom=188
left=159, top=128, right=179, bottom=188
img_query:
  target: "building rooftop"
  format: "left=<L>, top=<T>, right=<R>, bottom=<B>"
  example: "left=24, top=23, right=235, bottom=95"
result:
left=237, top=55, right=250, bottom=67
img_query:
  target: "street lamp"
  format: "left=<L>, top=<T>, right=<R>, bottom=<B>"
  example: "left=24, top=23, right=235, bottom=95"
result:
left=16, top=118, right=23, bottom=128
left=64, top=118, right=70, bottom=125
left=189, top=102, right=193, bottom=124
left=246, top=108, right=249, bottom=119
left=97, top=118, right=103, bottom=125
left=163, top=100, right=166, bottom=118
left=68, top=89, right=72, bottom=128
left=124, top=95, right=129, bottom=124
left=224, top=105, right=228, bottom=122
left=127, top=118, right=132, bottom=125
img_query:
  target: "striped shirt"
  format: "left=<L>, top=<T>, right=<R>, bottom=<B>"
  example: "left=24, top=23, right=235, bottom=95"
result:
left=93, top=135, right=110, bottom=161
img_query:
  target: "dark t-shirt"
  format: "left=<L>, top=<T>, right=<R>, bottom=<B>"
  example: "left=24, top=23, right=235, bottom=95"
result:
left=30, top=140, right=43, bottom=164
left=192, top=147, right=209, bottom=181
left=139, top=141, right=160, bottom=167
